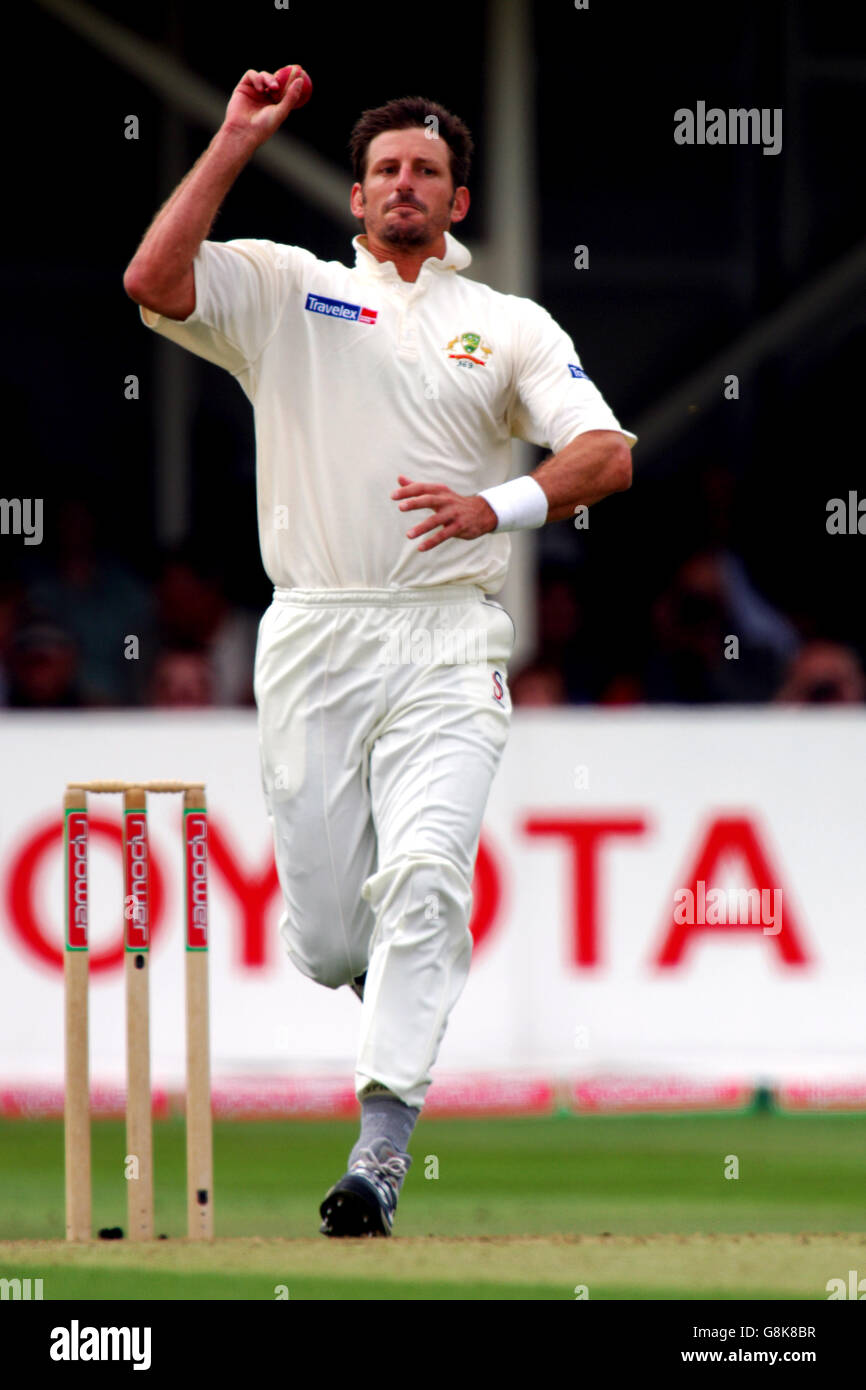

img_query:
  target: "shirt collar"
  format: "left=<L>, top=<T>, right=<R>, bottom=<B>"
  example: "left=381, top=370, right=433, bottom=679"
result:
left=352, top=230, right=472, bottom=283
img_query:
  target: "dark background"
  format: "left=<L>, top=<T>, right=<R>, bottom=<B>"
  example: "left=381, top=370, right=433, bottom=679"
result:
left=3, top=0, right=863, bottom=708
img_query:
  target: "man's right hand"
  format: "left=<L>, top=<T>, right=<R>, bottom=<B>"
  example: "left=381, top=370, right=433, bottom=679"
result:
left=123, top=64, right=310, bottom=319
left=223, top=65, right=311, bottom=147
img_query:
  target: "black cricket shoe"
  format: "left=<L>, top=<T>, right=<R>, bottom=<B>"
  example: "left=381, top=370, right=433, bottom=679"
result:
left=319, top=1137, right=411, bottom=1237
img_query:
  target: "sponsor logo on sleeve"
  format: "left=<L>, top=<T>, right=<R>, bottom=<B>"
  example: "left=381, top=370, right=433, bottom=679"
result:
left=568, top=364, right=589, bottom=380
left=305, top=292, right=378, bottom=324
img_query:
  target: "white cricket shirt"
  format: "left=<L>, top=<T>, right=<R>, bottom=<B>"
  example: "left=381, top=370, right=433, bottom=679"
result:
left=140, top=231, right=636, bottom=593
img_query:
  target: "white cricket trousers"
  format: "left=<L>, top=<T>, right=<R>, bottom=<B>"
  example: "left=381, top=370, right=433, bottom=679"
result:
left=254, top=584, right=514, bottom=1111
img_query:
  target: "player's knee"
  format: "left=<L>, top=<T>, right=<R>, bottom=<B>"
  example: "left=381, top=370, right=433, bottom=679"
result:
left=363, top=853, right=472, bottom=944
left=280, top=916, right=363, bottom=990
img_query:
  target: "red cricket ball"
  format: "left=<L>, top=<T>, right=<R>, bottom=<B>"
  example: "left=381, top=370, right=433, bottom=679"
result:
left=275, top=66, right=312, bottom=108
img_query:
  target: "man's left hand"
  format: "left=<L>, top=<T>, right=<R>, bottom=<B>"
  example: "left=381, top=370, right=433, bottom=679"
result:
left=391, top=474, right=497, bottom=551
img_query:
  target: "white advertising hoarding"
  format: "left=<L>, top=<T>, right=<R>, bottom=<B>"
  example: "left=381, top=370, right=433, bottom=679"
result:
left=0, top=710, right=863, bottom=1112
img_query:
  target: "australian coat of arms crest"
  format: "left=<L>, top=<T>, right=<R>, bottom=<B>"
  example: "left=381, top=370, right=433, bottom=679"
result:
left=446, top=331, right=493, bottom=368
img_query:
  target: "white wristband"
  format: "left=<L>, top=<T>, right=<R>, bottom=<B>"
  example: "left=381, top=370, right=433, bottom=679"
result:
left=477, top=475, right=549, bottom=532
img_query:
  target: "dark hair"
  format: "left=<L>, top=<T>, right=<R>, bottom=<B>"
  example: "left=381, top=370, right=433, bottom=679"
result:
left=349, top=96, right=474, bottom=192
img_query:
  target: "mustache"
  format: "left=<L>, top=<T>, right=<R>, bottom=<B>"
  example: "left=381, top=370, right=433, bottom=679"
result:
left=386, top=198, right=426, bottom=211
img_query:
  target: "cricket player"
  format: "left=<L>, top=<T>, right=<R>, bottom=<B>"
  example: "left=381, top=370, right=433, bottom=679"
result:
left=124, top=65, right=636, bottom=1236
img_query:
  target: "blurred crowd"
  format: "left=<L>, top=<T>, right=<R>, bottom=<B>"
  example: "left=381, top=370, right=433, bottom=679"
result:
left=512, top=555, right=865, bottom=708
left=514, top=459, right=866, bottom=707
left=1, top=490, right=863, bottom=711
left=0, top=500, right=258, bottom=710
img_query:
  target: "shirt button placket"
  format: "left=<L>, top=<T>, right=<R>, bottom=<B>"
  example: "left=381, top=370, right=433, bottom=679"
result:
left=398, top=289, right=420, bottom=360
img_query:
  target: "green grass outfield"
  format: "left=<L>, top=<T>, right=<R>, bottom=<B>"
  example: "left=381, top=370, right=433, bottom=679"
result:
left=1, top=1113, right=863, bottom=1299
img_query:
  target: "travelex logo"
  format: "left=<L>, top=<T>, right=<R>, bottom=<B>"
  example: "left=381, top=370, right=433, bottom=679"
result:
left=568, top=364, right=588, bottom=379
left=305, top=292, right=377, bottom=324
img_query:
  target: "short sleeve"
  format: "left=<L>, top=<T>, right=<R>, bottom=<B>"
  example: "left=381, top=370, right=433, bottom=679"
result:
left=139, top=239, right=315, bottom=375
left=507, top=299, right=637, bottom=454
